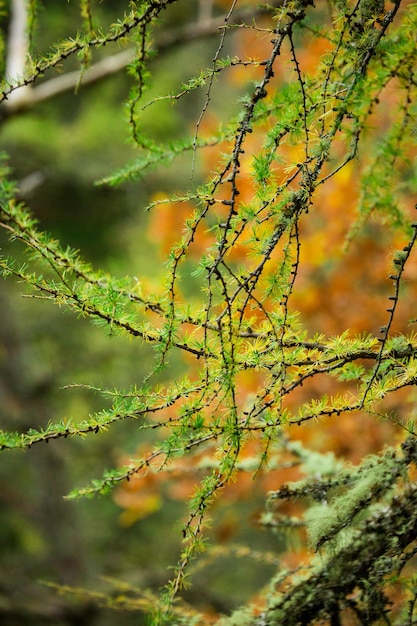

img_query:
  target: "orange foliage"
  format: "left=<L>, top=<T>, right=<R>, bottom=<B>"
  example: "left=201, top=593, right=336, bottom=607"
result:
left=121, top=0, right=415, bottom=504
left=132, top=14, right=417, bottom=480
left=147, top=193, right=215, bottom=257
left=113, top=447, right=165, bottom=526
left=116, top=6, right=417, bottom=619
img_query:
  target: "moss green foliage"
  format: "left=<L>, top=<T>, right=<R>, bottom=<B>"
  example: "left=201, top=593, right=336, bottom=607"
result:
left=263, top=445, right=417, bottom=625
left=0, top=0, right=417, bottom=624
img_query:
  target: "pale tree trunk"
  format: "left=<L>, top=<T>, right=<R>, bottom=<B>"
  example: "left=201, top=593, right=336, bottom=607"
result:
left=6, top=0, right=31, bottom=105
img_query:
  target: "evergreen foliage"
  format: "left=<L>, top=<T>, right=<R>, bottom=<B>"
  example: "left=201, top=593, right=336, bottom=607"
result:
left=0, top=0, right=417, bottom=624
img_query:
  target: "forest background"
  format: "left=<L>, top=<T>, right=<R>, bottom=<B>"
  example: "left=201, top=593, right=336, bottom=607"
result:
left=0, top=0, right=416, bottom=625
